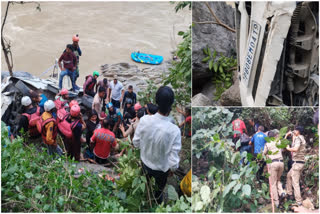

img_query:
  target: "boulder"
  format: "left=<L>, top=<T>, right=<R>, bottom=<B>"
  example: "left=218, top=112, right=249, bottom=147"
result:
left=192, top=2, right=237, bottom=94
left=192, top=93, right=212, bottom=106
left=220, top=70, right=241, bottom=106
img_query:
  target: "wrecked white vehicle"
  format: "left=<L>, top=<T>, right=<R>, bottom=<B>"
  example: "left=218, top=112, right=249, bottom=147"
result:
left=1, top=72, right=93, bottom=136
left=236, top=1, right=318, bottom=106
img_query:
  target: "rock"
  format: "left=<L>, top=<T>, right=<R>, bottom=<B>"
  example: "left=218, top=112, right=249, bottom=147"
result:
left=302, top=198, right=315, bottom=210
left=192, top=93, right=212, bottom=106
left=220, top=71, right=241, bottom=106
left=192, top=2, right=237, bottom=91
left=100, top=61, right=172, bottom=93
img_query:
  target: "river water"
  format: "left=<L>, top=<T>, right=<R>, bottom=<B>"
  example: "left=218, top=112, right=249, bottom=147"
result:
left=1, top=1, right=190, bottom=84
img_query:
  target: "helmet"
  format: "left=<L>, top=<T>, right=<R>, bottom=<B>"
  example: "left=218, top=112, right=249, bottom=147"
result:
left=126, top=98, right=133, bottom=104
left=70, top=104, right=80, bottom=117
left=134, top=102, right=142, bottom=111
left=69, top=100, right=79, bottom=108
left=21, top=96, right=32, bottom=106
left=60, top=88, right=68, bottom=96
left=44, top=100, right=56, bottom=112
left=72, top=34, right=79, bottom=42
left=93, top=71, right=99, bottom=77
left=106, top=102, right=113, bottom=109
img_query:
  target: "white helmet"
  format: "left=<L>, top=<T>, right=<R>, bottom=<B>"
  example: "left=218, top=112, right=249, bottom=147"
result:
left=21, top=96, right=32, bottom=106
left=44, top=100, right=55, bottom=112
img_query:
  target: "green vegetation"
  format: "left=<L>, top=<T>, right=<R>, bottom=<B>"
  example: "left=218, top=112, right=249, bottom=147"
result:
left=1, top=123, right=191, bottom=212
left=202, top=47, right=237, bottom=101
left=192, top=107, right=319, bottom=212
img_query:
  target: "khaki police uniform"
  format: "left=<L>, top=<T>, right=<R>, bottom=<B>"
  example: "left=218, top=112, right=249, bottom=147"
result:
left=263, top=140, right=284, bottom=206
left=286, top=135, right=306, bottom=204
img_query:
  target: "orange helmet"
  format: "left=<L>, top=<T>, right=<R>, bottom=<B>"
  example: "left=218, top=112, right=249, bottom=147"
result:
left=60, top=88, right=68, bottom=96
left=72, top=34, right=79, bottom=42
left=70, top=104, right=80, bottom=117
left=69, top=100, right=79, bottom=108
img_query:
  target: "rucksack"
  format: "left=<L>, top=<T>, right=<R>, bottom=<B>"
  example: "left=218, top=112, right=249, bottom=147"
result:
left=58, top=114, right=80, bottom=138
left=37, top=116, right=58, bottom=145
left=84, top=75, right=96, bottom=91
left=57, top=107, right=68, bottom=123
left=240, top=133, right=251, bottom=146
left=22, top=106, right=40, bottom=127
left=54, top=97, right=68, bottom=110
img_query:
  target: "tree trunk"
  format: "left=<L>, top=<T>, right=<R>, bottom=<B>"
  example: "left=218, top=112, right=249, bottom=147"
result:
left=1, top=2, right=13, bottom=77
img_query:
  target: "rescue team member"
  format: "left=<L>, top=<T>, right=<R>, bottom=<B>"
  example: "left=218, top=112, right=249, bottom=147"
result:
left=232, top=117, right=247, bottom=145
left=249, top=125, right=267, bottom=179
left=71, top=34, right=82, bottom=86
left=123, top=98, right=136, bottom=123
left=92, top=87, right=106, bottom=120
left=90, top=118, right=118, bottom=164
left=285, top=126, right=306, bottom=206
left=133, top=86, right=181, bottom=203
left=96, top=78, right=110, bottom=111
left=122, top=85, right=136, bottom=111
left=58, top=44, right=77, bottom=92
left=109, top=75, right=124, bottom=109
left=106, top=102, right=123, bottom=135
left=85, top=110, right=100, bottom=151
left=17, top=96, right=39, bottom=137
left=263, top=130, right=285, bottom=208
left=41, top=100, right=63, bottom=156
left=55, top=88, right=69, bottom=109
left=120, top=107, right=145, bottom=141
left=64, top=104, right=85, bottom=161
left=83, top=71, right=99, bottom=97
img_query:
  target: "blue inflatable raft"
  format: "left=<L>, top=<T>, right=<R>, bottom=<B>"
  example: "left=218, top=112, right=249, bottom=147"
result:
left=131, top=52, right=163, bottom=65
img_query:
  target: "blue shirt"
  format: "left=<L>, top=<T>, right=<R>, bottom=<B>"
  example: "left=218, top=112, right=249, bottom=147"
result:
left=252, top=131, right=267, bottom=154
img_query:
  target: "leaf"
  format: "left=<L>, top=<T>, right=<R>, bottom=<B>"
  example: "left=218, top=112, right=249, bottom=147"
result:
left=25, top=172, right=33, bottom=179
left=231, top=174, right=240, bottom=180
left=178, top=31, right=184, bottom=36
left=233, top=183, right=242, bottom=195
left=242, top=184, right=251, bottom=197
left=279, top=127, right=288, bottom=137
left=140, top=183, right=145, bottom=193
left=168, top=185, right=179, bottom=200
left=200, top=185, right=211, bottom=203
left=219, top=65, right=224, bottom=74
left=209, top=60, right=214, bottom=70
left=235, top=139, right=241, bottom=150
left=194, top=201, right=204, bottom=211
left=223, top=180, right=237, bottom=197
left=213, top=63, right=218, bottom=72
left=213, top=50, right=217, bottom=59
left=203, top=48, right=208, bottom=55
left=202, top=56, right=211, bottom=63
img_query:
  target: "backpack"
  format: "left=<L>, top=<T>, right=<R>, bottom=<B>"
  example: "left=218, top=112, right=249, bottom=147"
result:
left=37, top=116, right=58, bottom=145
left=22, top=106, right=40, bottom=127
left=58, top=114, right=80, bottom=138
left=240, top=133, right=251, bottom=146
left=57, top=107, right=68, bottom=123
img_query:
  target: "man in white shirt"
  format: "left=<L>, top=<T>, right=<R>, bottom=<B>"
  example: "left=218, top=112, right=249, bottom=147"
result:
left=108, top=75, right=124, bottom=109
left=133, top=86, right=181, bottom=203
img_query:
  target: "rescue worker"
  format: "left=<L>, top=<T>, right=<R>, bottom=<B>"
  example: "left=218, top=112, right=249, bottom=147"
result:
left=85, top=110, right=100, bottom=157
left=120, top=107, right=145, bottom=141
left=123, top=98, right=136, bottom=125
left=17, top=96, right=40, bottom=137
left=249, top=125, right=267, bottom=179
left=58, top=44, right=77, bottom=92
left=41, top=100, right=63, bottom=156
left=133, top=86, right=181, bottom=203
left=55, top=88, right=69, bottom=109
left=96, top=78, right=110, bottom=111
left=90, top=118, right=118, bottom=164
left=263, top=130, right=285, bottom=208
left=122, top=85, right=136, bottom=111
left=83, top=71, right=99, bottom=97
left=71, top=34, right=82, bottom=85
left=232, top=117, right=247, bottom=145
left=92, top=87, right=106, bottom=120
left=109, top=75, right=124, bottom=109
left=64, top=104, right=85, bottom=161
left=285, top=126, right=306, bottom=206
left=106, top=102, right=123, bottom=136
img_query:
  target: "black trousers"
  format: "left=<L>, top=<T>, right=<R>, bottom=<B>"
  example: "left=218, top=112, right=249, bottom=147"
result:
left=142, top=162, right=169, bottom=204
left=85, top=89, right=95, bottom=97
left=94, top=155, right=108, bottom=164
left=111, top=98, right=121, bottom=109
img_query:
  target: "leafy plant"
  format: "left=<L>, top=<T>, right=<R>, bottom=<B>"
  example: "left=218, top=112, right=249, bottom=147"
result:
left=171, top=1, right=192, bottom=12
left=202, top=47, right=237, bottom=101
left=137, top=80, right=158, bottom=106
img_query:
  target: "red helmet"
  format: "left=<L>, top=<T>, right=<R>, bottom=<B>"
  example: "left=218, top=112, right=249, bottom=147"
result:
left=60, top=88, right=68, bottom=96
left=134, top=102, right=142, bottom=111
left=69, top=100, right=79, bottom=108
left=72, top=34, right=79, bottom=42
left=70, top=104, right=80, bottom=117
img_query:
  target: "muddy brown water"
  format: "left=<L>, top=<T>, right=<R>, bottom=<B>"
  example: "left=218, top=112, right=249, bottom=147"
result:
left=1, top=2, right=190, bottom=84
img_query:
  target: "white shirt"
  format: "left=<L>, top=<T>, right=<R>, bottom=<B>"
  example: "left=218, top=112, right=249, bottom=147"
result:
left=109, top=81, right=124, bottom=101
left=133, top=113, right=181, bottom=172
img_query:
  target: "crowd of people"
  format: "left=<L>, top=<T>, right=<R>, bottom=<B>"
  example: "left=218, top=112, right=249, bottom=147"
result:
left=13, top=34, right=192, bottom=203
left=231, top=117, right=313, bottom=208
